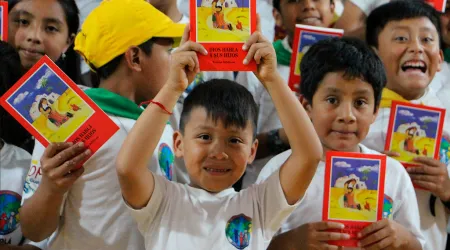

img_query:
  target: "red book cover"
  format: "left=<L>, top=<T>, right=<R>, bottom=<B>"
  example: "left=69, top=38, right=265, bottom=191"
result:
left=426, top=0, right=447, bottom=12
left=0, top=56, right=119, bottom=165
left=385, top=101, right=446, bottom=189
left=322, top=151, right=386, bottom=247
left=288, top=25, right=343, bottom=92
left=190, top=0, right=256, bottom=71
left=0, top=1, right=8, bottom=41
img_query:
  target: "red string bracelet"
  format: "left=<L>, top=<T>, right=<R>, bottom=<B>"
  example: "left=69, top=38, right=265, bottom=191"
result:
left=140, top=100, right=173, bottom=115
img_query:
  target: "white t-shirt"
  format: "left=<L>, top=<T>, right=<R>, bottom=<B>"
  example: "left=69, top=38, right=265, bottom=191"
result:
left=22, top=115, right=176, bottom=250
left=0, top=142, right=47, bottom=249
left=126, top=169, right=300, bottom=250
left=235, top=37, right=291, bottom=188
left=362, top=87, right=450, bottom=250
left=256, top=144, right=426, bottom=249
left=350, top=0, right=389, bottom=16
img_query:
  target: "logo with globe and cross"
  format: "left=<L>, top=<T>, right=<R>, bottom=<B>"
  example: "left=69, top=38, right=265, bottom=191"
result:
left=225, top=213, right=252, bottom=249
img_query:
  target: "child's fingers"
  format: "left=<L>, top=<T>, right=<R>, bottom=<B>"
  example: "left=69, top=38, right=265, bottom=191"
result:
left=409, top=173, right=438, bottom=182
left=314, top=232, right=350, bottom=241
left=358, top=227, right=389, bottom=247
left=406, top=165, right=441, bottom=175
left=177, top=41, right=208, bottom=55
left=41, top=143, right=86, bottom=173
left=364, top=237, right=394, bottom=250
left=317, top=243, right=340, bottom=250
left=50, top=149, right=91, bottom=178
left=413, top=156, right=443, bottom=168
left=381, top=150, right=400, bottom=157
left=242, top=31, right=262, bottom=51
left=180, top=23, right=190, bottom=45
left=243, top=43, right=265, bottom=65
left=358, top=219, right=387, bottom=238
left=42, top=142, right=73, bottom=159
left=411, top=180, right=438, bottom=191
left=57, top=167, right=85, bottom=187
left=256, top=14, right=261, bottom=33
left=312, top=221, right=346, bottom=231
left=254, top=46, right=274, bottom=64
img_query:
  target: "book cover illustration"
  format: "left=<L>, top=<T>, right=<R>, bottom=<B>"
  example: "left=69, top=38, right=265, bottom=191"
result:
left=385, top=101, right=446, bottom=168
left=0, top=1, right=7, bottom=41
left=288, top=25, right=343, bottom=92
left=426, top=0, right=447, bottom=12
left=0, top=56, right=119, bottom=160
left=190, top=0, right=256, bottom=71
left=323, top=152, right=386, bottom=247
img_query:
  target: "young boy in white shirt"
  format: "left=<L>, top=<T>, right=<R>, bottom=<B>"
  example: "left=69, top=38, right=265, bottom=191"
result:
left=256, top=37, right=424, bottom=249
left=363, top=2, right=450, bottom=249
left=115, top=23, right=323, bottom=249
left=236, top=0, right=336, bottom=188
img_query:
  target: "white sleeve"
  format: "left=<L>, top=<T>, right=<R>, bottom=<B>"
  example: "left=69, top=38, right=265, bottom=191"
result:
left=123, top=174, right=169, bottom=235
left=255, top=150, right=292, bottom=184
left=389, top=160, right=426, bottom=249
left=256, top=169, right=302, bottom=241
left=350, top=0, right=389, bottom=16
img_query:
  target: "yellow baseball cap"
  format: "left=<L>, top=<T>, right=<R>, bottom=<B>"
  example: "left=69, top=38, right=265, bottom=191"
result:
left=75, top=0, right=186, bottom=70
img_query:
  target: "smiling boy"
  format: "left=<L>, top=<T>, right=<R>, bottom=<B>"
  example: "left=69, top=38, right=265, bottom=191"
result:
left=362, top=1, right=450, bottom=249
left=256, top=37, right=424, bottom=250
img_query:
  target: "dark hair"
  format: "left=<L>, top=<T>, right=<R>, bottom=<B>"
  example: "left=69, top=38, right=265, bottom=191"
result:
left=8, top=0, right=84, bottom=86
left=366, top=0, right=442, bottom=49
left=89, top=39, right=156, bottom=87
left=300, top=37, right=387, bottom=111
left=273, top=0, right=334, bottom=12
left=180, top=79, right=258, bottom=138
left=0, top=41, right=34, bottom=153
left=38, top=98, right=49, bottom=112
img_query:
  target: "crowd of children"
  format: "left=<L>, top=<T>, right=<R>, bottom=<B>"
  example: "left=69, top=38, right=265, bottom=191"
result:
left=0, top=0, right=449, bottom=250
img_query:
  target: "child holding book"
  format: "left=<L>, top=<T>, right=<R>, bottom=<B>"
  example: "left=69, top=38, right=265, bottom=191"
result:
left=19, top=1, right=185, bottom=249
left=115, top=21, right=322, bottom=249
left=256, top=37, right=424, bottom=250
left=362, top=1, right=450, bottom=249
left=235, top=0, right=337, bottom=188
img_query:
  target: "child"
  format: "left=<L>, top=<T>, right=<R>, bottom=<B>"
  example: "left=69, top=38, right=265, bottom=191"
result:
left=363, top=2, right=450, bottom=249
left=115, top=23, right=323, bottom=249
left=18, top=1, right=185, bottom=249
left=8, top=0, right=84, bottom=85
left=235, top=0, right=336, bottom=188
left=0, top=41, right=46, bottom=250
left=256, top=37, right=424, bottom=250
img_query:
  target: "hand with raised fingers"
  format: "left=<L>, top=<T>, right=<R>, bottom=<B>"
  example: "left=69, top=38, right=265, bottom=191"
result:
left=407, top=156, right=450, bottom=201
left=242, top=15, right=278, bottom=85
left=167, top=24, right=208, bottom=93
left=358, top=219, right=412, bottom=250
left=39, top=142, right=91, bottom=196
left=295, top=221, right=349, bottom=250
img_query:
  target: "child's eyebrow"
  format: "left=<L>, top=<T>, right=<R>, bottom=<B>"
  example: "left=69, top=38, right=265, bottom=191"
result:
left=14, top=10, right=34, bottom=18
left=43, top=18, right=64, bottom=26
left=353, top=89, right=372, bottom=96
left=324, top=87, right=341, bottom=94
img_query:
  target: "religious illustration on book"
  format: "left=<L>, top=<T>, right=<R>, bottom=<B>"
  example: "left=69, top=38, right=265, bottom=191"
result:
left=5, top=64, right=94, bottom=142
left=195, top=0, right=251, bottom=42
left=326, top=157, right=382, bottom=222
left=385, top=101, right=446, bottom=166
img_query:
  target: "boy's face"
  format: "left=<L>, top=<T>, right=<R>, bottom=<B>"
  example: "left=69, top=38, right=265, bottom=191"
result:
left=173, top=107, right=258, bottom=193
left=302, top=72, right=378, bottom=154
left=136, top=38, right=173, bottom=101
left=376, top=17, right=443, bottom=100
left=278, top=0, right=335, bottom=42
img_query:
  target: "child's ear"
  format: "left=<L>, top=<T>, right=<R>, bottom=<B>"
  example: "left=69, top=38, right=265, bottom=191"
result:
left=330, top=0, right=336, bottom=13
left=173, top=131, right=184, bottom=158
left=371, top=106, right=380, bottom=124
left=124, top=47, right=143, bottom=72
left=437, top=49, right=444, bottom=72
left=247, top=138, right=259, bottom=164
left=272, top=8, right=283, bottom=27
left=63, top=33, right=76, bottom=55
left=300, top=95, right=313, bottom=118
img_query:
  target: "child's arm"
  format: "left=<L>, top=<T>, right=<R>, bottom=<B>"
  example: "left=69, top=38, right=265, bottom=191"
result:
left=116, top=26, right=207, bottom=209
left=358, top=219, right=422, bottom=249
left=267, top=221, right=349, bottom=250
left=243, top=24, right=322, bottom=205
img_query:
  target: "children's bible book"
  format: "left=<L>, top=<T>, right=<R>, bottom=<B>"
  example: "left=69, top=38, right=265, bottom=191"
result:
left=288, top=25, right=343, bottom=92
left=0, top=1, right=7, bottom=41
left=190, top=0, right=256, bottom=71
left=425, top=0, right=447, bottom=12
left=385, top=101, right=446, bottom=168
left=0, top=56, right=119, bottom=163
left=323, top=151, right=386, bottom=247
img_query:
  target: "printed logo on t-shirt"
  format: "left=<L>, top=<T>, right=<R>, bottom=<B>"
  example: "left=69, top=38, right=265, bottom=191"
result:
left=158, top=143, right=174, bottom=181
left=23, top=160, right=42, bottom=194
left=382, top=194, right=393, bottom=219
left=0, top=191, right=22, bottom=245
left=439, top=133, right=450, bottom=165
left=225, top=214, right=252, bottom=249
